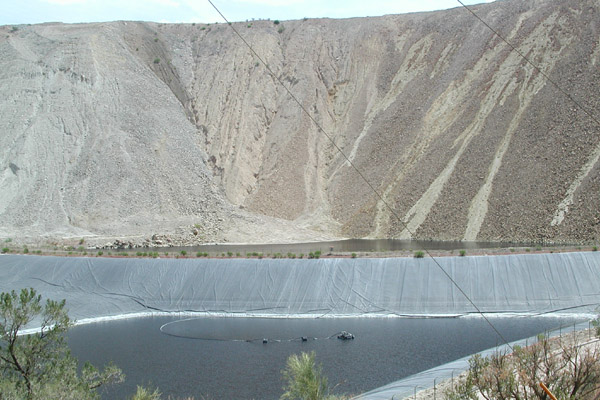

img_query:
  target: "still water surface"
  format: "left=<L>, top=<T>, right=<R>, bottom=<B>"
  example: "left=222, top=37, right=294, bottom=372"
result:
left=67, top=316, right=581, bottom=399
left=121, top=239, right=540, bottom=256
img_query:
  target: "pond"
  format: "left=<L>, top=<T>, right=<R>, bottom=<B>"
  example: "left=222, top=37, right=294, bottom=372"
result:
left=67, top=315, right=581, bottom=399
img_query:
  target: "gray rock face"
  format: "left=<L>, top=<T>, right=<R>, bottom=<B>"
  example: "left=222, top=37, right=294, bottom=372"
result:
left=0, top=0, right=599, bottom=244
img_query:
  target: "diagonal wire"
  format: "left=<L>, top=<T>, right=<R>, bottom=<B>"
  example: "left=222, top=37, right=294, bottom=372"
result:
left=206, top=0, right=514, bottom=351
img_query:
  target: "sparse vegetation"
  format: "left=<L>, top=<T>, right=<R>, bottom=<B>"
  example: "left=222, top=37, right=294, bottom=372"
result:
left=593, top=246, right=598, bottom=252
left=414, top=251, right=425, bottom=258
left=0, top=288, right=124, bottom=398
left=131, top=385, right=162, bottom=400
left=459, top=250, right=466, bottom=257
left=153, top=58, right=160, bottom=64
left=445, top=333, right=600, bottom=399
left=2, top=247, right=10, bottom=254
left=281, top=351, right=346, bottom=400
left=154, top=37, right=158, bottom=42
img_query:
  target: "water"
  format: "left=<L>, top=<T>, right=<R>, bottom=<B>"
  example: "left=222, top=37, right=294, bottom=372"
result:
left=67, top=316, right=581, bottom=399
left=118, top=238, right=539, bottom=256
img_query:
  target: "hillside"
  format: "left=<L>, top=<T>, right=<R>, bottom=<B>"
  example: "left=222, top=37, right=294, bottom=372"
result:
left=1, top=0, right=599, bottom=246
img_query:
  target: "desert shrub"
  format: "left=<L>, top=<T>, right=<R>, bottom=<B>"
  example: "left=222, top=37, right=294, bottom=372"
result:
left=281, top=351, right=346, bottom=400
left=445, top=335, right=600, bottom=399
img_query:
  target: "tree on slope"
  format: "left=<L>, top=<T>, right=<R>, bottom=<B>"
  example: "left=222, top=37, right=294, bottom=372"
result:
left=444, top=333, right=600, bottom=399
left=0, top=288, right=124, bottom=399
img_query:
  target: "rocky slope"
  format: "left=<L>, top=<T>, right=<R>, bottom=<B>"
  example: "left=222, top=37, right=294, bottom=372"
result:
left=1, top=0, right=599, bottom=246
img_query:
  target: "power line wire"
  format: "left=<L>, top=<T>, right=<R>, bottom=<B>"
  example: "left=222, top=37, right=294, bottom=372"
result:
left=205, top=0, right=522, bottom=352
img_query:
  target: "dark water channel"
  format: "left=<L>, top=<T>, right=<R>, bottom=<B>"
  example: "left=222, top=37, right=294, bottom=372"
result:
left=121, top=239, right=540, bottom=256
left=67, top=316, right=581, bottom=399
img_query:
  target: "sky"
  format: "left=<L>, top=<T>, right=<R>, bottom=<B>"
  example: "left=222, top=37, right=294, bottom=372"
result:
left=1, top=0, right=496, bottom=26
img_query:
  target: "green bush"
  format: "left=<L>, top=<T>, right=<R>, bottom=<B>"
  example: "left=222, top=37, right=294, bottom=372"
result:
left=180, top=250, right=187, bottom=256
left=132, top=385, right=162, bottom=400
left=154, top=37, right=158, bottom=42
left=351, top=253, right=357, bottom=258
left=23, top=247, right=29, bottom=254
left=0, top=288, right=124, bottom=398
left=414, top=251, right=425, bottom=258
left=459, top=250, right=466, bottom=257
left=153, top=58, right=160, bottom=64
left=593, top=246, right=598, bottom=252
left=281, top=351, right=346, bottom=400
left=227, top=251, right=233, bottom=257
left=273, top=20, right=280, bottom=25
left=299, top=253, right=304, bottom=259
left=97, top=251, right=103, bottom=256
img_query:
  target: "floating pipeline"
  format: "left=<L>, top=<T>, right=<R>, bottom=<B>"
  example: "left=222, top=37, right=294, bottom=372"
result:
left=0, top=252, right=599, bottom=328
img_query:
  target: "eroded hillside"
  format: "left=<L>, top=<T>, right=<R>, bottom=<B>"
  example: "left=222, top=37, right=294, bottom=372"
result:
left=1, top=0, right=599, bottom=245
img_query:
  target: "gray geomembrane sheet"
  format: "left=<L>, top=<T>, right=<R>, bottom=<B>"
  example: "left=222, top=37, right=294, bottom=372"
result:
left=0, top=252, right=599, bottom=323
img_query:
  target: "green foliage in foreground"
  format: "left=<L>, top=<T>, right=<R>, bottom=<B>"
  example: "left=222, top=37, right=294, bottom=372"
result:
left=0, top=288, right=124, bottom=399
left=444, top=333, right=600, bottom=399
left=131, top=385, right=162, bottom=400
left=281, top=351, right=346, bottom=400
